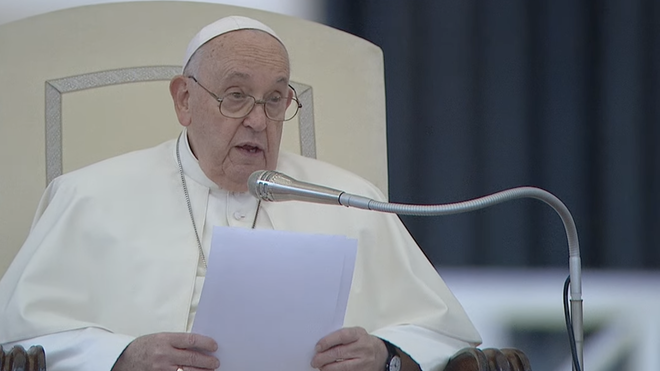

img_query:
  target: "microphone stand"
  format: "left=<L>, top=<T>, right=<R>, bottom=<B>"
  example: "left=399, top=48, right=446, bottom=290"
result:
left=249, top=171, right=583, bottom=370
left=339, top=187, right=583, bottom=371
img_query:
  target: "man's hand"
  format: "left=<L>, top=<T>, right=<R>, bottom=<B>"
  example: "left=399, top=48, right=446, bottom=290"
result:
left=311, top=327, right=388, bottom=371
left=111, top=332, right=220, bottom=371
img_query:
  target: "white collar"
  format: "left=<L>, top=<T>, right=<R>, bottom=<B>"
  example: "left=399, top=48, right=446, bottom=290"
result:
left=177, top=129, right=259, bottom=209
left=177, top=129, right=220, bottom=191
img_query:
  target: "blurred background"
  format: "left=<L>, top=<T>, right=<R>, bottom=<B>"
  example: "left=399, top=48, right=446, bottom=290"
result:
left=2, top=1, right=658, bottom=370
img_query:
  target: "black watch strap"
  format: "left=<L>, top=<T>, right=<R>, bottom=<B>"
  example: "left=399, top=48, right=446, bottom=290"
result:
left=383, top=340, right=400, bottom=371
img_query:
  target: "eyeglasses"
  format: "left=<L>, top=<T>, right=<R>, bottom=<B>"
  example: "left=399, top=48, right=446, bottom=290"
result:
left=187, top=76, right=302, bottom=121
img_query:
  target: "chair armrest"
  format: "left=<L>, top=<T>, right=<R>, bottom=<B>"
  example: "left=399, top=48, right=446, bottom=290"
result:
left=0, top=343, right=534, bottom=371
left=444, top=347, right=532, bottom=371
left=0, top=344, right=47, bottom=371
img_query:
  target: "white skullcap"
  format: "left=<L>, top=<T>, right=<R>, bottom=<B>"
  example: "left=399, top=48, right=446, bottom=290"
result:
left=182, top=15, right=284, bottom=72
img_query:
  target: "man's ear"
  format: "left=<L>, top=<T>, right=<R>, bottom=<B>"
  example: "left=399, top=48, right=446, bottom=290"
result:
left=170, top=75, right=192, bottom=127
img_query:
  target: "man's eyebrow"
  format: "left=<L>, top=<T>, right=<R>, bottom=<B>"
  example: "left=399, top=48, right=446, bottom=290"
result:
left=223, top=73, right=288, bottom=85
left=224, top=71, right=250, bottom=80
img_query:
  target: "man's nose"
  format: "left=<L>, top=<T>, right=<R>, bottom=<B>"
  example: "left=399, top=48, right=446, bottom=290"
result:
left=242, top=101, right=269, bottom=131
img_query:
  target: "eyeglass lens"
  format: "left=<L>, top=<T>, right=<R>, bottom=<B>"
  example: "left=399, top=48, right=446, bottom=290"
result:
left=220, top=92, right=299, bottom=121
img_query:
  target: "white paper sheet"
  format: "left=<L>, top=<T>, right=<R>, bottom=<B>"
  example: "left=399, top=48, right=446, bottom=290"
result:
left=192, top=226, right=357, bottom=371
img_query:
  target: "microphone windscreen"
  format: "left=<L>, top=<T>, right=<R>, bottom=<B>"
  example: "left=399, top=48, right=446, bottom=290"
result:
left=248, top=170, right=269, bottom=199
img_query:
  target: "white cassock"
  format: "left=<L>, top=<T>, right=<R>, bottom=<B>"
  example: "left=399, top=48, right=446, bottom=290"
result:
left=0, top=131, right=481, bottom=371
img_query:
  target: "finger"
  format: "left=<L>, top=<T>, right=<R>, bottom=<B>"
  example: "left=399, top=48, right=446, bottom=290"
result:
left=173, top=366, right=219, bottom=371
left=316, top=358, right=362, bottom=371
left=311, top=350, right=343, bottom=369
left=315, top=327, right=363, bottom=353
left=311, top=343, right=364, bottom=369
left=311, top=355, right=351, bottom=370
left=172, top=348, right=220, bottom=370
left=169, top=333, right=218, bottom=352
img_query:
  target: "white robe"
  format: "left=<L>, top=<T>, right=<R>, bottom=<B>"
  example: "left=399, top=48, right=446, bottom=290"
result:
left=0, top=132, right=481, bottom=371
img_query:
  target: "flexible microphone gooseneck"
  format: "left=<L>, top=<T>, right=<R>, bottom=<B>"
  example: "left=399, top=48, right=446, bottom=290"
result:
left=248, top=169, right=584, bottom=371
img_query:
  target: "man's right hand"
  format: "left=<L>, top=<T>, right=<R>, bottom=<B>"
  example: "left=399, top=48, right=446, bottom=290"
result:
left=111, top=332, right=220, bottom=371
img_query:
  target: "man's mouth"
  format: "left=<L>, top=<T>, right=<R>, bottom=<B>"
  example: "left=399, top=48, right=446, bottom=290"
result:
left=237, top=144, right=262, bottom=154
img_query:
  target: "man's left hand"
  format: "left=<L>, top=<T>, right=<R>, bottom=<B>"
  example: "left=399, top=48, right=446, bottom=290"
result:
left=311, top=327, right=388, bottom=371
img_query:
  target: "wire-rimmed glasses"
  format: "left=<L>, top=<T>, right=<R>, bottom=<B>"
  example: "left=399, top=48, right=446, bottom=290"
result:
left=187, top=76, right=302, bottom=121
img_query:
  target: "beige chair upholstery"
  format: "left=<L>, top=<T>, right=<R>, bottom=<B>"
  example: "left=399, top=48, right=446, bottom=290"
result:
left=0, top=1, right=387, bottom=277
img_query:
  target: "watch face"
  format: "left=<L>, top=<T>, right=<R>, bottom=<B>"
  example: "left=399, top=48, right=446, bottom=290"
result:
left=389, top=356, right=402, bottom=371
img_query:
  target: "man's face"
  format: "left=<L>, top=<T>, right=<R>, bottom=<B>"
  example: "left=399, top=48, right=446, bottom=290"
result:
left=173, top=30, right=291, bottom=192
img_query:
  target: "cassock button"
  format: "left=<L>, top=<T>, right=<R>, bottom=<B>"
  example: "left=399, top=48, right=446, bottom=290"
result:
left=233, top=211, right=246, bottom=220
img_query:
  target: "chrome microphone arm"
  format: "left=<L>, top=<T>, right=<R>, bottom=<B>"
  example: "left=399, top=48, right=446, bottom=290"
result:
left=249, top=170, right=583, bottom=369
left=342, top=187, right=583, bottom=370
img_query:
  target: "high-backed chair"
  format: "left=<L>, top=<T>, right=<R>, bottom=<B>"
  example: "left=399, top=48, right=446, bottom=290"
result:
left=0, top=2, right=531, bottom=370
left=0, top=1, right=389, bottom=278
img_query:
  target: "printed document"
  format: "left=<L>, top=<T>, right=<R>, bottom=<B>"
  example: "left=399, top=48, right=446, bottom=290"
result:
left=192, top=226, right=357, bottom=371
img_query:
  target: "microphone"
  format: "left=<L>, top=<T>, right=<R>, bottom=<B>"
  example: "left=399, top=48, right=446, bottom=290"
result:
left=247, top=170, right=374, bottom=207
left=248, top=169, right=584, bottom=370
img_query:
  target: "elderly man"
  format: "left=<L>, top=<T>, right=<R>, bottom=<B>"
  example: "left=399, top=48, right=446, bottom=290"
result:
left=0, top=16, right=480, bottom=371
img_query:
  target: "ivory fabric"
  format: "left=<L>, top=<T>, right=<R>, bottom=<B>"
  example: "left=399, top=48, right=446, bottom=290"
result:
left=183, top=15, right=283, bottom=70
left=0, top=132, right=481, bottom=370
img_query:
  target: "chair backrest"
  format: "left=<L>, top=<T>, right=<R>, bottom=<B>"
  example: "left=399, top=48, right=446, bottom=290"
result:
left=0, top=1, right=388, bottom=277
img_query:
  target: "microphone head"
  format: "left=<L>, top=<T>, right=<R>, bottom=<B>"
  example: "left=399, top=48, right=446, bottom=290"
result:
left=248, top=170, right=293, bottom=201
left=247, top=170, right=341, bottom=204
left=248, top=170, right=269, bottom=200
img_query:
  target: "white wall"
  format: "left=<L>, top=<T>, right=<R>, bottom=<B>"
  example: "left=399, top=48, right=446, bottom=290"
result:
left=442, top=268, right=660, bottom=371
left=0, top=0, right=326, bottom=25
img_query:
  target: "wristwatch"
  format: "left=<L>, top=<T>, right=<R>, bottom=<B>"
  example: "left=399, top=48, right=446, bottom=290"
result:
left=383, top=340, right=402, bottom=371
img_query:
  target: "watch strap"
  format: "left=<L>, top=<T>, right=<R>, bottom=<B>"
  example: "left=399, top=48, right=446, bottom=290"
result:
left=383, top=340, right=399, bottom=371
